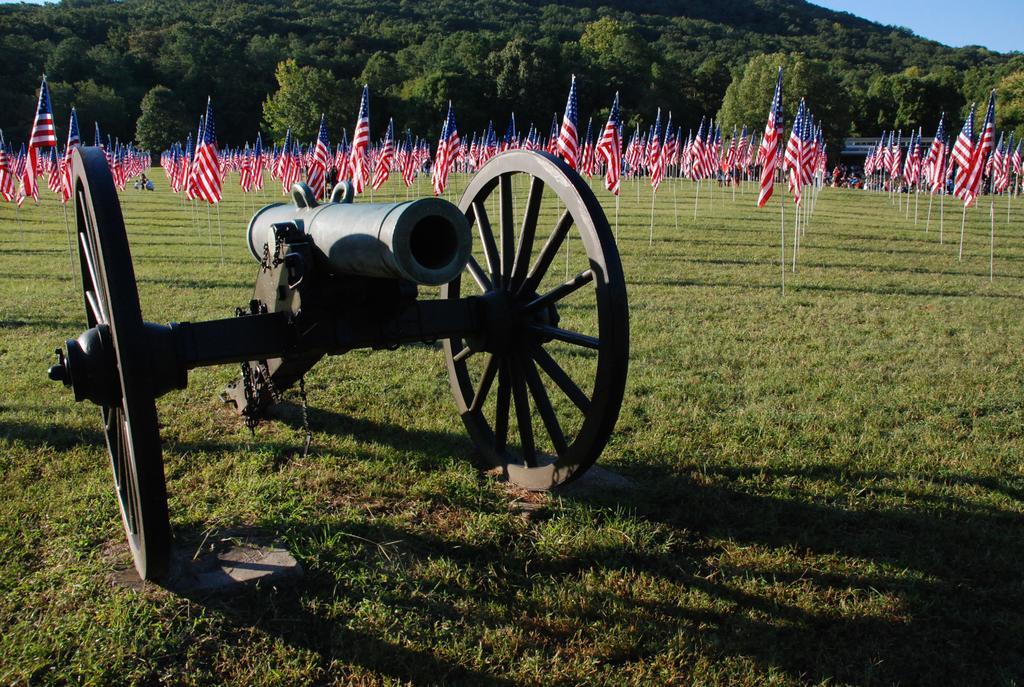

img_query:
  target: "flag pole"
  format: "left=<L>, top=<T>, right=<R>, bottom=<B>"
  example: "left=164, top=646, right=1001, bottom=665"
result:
left=990, top=198, right=995, bottom=282
left=792, top=198, right=799, bottom=272
left=614, top=192, right=620, bottom=241
left=649, top=187, right=656, bottom=246
left=926, top=192, right=933, bottom=232
left=780, top=194, right=786, bottom=296
left=939, top=184, right=945, bottom=243
left=672, top=175, right=679, bottom=231
left=693, top=179, right=700, bottom=220
left=958, top=203, right=967, bottom=261
left=206, top=202, right=213, bottom=247
left=216, top=201, right=224, bottom=265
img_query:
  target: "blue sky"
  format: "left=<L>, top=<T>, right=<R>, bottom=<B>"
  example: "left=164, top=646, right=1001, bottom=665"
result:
left=811, top=0, right=1022, bottom=53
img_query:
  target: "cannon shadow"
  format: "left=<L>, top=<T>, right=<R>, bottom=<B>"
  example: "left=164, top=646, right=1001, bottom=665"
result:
left=8, top=411, right=1023, bottom=683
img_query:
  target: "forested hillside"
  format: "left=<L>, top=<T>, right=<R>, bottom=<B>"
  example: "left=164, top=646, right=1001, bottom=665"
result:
left=0, top=0, right=1020, bottom=150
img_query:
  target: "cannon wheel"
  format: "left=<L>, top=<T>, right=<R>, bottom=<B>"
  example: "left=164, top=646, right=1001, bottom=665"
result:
left=72, top=147, right=170, bottom=580
left=442, top=151, right=629, bottom=490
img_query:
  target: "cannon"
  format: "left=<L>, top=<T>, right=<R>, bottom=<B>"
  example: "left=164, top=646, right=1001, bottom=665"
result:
left=47, top=146, right=629, bottom=580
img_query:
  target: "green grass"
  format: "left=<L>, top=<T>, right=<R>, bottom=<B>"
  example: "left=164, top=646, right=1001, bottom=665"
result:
left=1, top=170, right=1023, bottom=685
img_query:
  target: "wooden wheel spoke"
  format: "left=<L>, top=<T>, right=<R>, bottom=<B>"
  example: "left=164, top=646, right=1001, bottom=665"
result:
left=522, top=354, right=568, bottom=456
left=530, top=324, right=600, bottom=350
left=494, top=360, right=511, bottom=453
left=466, top=256, right=493, bottom=293
left=510, top=357, right=536, bottom=467
left=78, top=226, right=107, bottom=323
left=518, top=209, right=573, bottom=297
left=524, top=269, right=594, bottom=314
left=532, top=344, right=591, bottom=414
left=472, top=200, right=501, bottom=285
left=452, top=346, right=474, bottom=363
left=510, top=176, right=544, bottom=291
left=470, top=354, right=499, bottom=413
left=499, top=174, right=514, bottom=287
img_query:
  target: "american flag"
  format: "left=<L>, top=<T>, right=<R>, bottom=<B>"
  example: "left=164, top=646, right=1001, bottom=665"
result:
left=785, top=99, right=806, bottom=204
left=557, top=75, right=580, bottom=168
left=21, top=76, right=58, bottom=204
left=902, top=129, right=918, bottom=185
left=239, top=143, right=253, bottom=192
left=29, top=76, right=57, bottom=149
left=194, top=99, right=222, bottom=204
left=308, top=114, right=331, bottom=198
left=372, top=117, right=395, bottom=191
left=432, top=101, right=459, bottom=196
left=282, top=136, right=302, bottom=192
left=681, top=130, right=693, bottom=177
left=401, top=129, right=416, bottom=188
left=596, top=91, right=622, bottom=196
left=502, top=114, right=517, bottom=151
left=61, top=107, right=81, bottom=202
left=177, top=133, right=192, bottom=195
left=648, top=109, right=664, bottom=192
left=46, top=145, right=62, bottom=195
left=961, top=91, right=996, bottom=207
left=546, top=114, right=559, bottom=155
left=1013, top=138, right=1022, bottom=177
left=993, top=133, right=1010, bottom=193
left=334, top=129, right=349, bottom=181
left=951, top=105, right=975, bottom=201
left=798, top=113, right=816, bottom=188
left=690, top=117, right=706, bottom=180
left=661, top=116, right=676, bottom=176
left=0, top=138, right=14, bottom=203
left=252, top=133, right=264, bottom=190
left=349, top=85, right=371, bottom=194
left=185, top=116, right=204, bottom=201
left=925, top=115, right=947, bottom=193
left=580, top=117, right=596, bottom=177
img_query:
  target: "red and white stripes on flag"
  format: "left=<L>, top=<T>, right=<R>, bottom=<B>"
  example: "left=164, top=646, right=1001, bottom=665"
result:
left=595, top=92, right=622, bottom=196
left=21, top=75, right=58, bottom=205
left=556, top=75, right=580, bottom=169
left=961, top=91, right=996, bottom=208
left=757, top=68, right=784, bottom=208
left=432, top=102, right=459, bottom=196
left=349, top=85, right=371, bottom=194
left=372, top=118, right=395, bottom=191
left=193, top=98, right=222, bottom=204
left=648, top=109, right=664, bottom=192
left=308, top=114, right=331, bottom=199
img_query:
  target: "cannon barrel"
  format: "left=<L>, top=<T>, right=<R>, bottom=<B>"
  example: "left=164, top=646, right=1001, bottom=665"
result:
left=247, top=184, right=471, bottom=286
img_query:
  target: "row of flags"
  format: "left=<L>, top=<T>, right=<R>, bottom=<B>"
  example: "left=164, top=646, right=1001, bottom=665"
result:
left=153, top=78, right=784, bottom=206
left=864, top=92, right=1010, bottom=208
left=0, top=76, right=150, bottom=208
left=755, top=68, right=829, bottom=209
left=14, top=73, right=1010, bottom=218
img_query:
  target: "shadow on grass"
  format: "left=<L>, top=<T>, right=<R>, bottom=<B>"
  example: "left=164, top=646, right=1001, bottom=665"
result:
left=7, top=413, right=1023, bottom=683
left=167, top=452, right=1024, bottom=684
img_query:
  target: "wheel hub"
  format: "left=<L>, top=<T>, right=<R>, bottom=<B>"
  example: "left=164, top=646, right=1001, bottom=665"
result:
left=472, top=288, right=561, bottom=354
left=48, top=324, right=121, bottom=407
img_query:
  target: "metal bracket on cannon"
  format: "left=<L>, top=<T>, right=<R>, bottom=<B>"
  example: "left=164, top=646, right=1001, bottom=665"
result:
left=48, top=147, right=629, bottom=581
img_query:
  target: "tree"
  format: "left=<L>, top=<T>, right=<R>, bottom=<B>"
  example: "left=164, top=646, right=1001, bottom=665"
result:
left=718, top=52, right=852, bottom=154
left=135, top=86, right=187, bottom=153
left=261, top=59, right=351, bottom=141
left=996, top=71, right=1024, bottom=141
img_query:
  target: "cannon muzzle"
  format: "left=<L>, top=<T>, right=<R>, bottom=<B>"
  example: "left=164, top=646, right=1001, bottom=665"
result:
left=248, top=183, right=471, bottom=286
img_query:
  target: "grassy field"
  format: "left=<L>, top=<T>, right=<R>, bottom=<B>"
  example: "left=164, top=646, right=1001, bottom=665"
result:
left=1, top=167, right=1023, bottom=686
